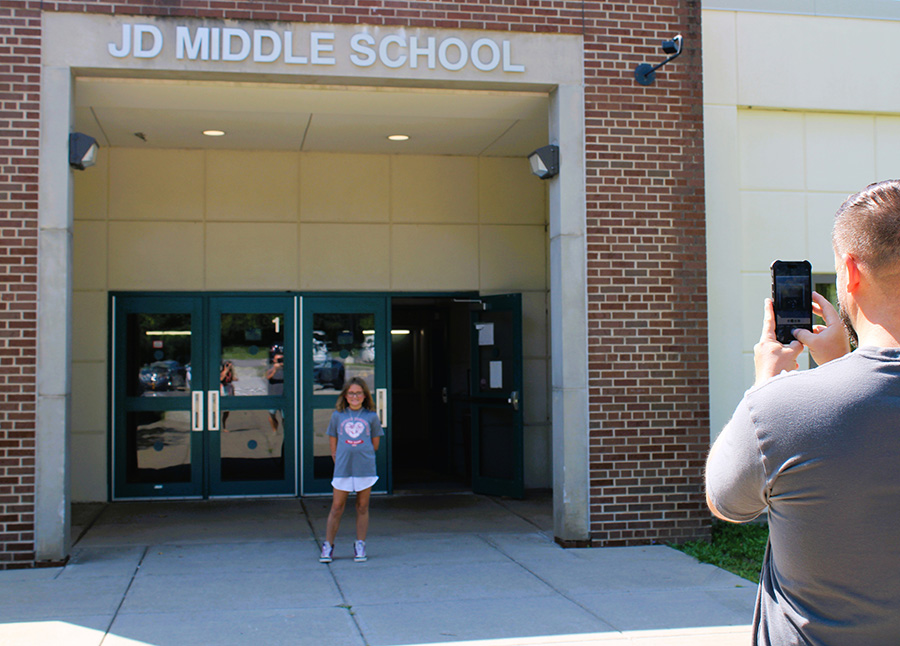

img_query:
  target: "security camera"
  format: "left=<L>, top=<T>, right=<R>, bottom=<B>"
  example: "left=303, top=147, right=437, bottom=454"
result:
left=662, top=34, right=682, bottom=55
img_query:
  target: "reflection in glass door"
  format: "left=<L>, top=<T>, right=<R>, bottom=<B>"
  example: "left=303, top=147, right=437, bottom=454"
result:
left=111, top=294, right=296, bottom=499
left=303, top=297, right=388, bottom=495
left=209, top=297, right=295, bottom=496
left=113, top=297, right=203, bottom=498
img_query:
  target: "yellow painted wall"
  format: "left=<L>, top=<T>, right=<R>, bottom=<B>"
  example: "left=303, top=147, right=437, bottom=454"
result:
left=72, top=148, right=549, bottom=500
left=704, top=8, right=900, bottom=437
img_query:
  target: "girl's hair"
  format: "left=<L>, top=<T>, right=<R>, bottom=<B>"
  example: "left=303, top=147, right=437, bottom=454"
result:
left=336, top=377, right=375, bottom=412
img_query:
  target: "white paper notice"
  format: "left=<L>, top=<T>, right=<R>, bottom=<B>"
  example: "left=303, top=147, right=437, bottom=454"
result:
left=477, top=322, right=494, bottom=346
left=490, top=360, right=503, bottom=389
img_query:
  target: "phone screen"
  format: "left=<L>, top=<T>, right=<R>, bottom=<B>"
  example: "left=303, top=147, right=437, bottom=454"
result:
left=771, top=260, right=812, bottom=344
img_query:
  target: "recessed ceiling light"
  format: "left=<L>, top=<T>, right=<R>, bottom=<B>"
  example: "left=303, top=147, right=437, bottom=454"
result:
left=203, top=129, right=226, bottom=137
left=387, top=134, right=410, bottom=141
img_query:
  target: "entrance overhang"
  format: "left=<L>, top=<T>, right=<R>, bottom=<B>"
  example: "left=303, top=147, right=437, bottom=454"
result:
left=38, top=12, right=589, bottom=560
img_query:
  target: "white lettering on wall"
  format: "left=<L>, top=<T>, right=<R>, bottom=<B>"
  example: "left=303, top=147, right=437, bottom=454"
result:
left=310, top=32, right=336, bottom=65
left=108, top=24, right=526, bottom=73
left=438, top=37, right=467, bottom=71
left=349, top=33, right=376, bottom=67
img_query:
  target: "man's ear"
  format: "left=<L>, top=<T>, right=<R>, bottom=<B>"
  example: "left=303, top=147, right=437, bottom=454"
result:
left=843, top=253, right=862, bottom=294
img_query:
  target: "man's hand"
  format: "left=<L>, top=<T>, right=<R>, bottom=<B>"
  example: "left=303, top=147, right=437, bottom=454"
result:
left=754, top=298, right=804, bottom=387
left=792, top=291, right=851, bottom=365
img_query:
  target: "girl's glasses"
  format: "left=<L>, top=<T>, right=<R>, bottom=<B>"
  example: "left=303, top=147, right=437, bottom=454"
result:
left=347, top=391, right=365, bottom=398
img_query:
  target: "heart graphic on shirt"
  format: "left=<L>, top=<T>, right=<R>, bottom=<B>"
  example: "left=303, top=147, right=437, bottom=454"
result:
left=344, top=420, right=366, bottom=439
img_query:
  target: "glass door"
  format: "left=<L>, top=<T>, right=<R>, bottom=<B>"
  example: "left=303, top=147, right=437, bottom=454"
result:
left=111, top=294, right=296, bottom=499
left=470, top=294, right=525, bottom=499
left=112, top=296, right=203, bottom=498
left=302, top=297, right=389, bottom=495
left=208, top=296, right=295, bottom=496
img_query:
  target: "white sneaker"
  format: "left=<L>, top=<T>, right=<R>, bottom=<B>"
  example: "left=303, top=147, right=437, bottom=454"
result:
left=319, top=541, right=333, bottom=563
left=354, top=540, right=367, bottom=562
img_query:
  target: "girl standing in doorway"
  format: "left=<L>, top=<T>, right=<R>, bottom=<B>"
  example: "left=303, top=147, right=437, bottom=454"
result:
left=319, top=377, right=383, bottom=563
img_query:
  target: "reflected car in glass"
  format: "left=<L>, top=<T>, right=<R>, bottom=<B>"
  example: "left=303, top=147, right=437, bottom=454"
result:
left=313, top=358, right=344, bottom=390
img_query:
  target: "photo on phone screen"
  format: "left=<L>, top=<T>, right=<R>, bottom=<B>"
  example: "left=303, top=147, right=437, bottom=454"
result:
left=771, top=260, right=813, bottom=345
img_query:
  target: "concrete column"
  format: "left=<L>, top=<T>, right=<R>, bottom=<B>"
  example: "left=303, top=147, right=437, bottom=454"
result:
left=35, top=64, right=74, bottom=562
left=548, top=83, right=590, bottom=543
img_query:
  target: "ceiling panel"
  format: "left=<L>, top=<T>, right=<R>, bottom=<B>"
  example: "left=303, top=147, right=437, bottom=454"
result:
left=74, top=77, right=549, bottom=156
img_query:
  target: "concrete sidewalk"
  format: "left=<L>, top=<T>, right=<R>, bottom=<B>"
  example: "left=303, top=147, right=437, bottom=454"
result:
left=0, top=494, right=755, bottom=645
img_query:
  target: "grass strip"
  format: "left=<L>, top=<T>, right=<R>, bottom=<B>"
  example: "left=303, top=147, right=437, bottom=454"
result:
left=672, top=520, right=768, bottom=583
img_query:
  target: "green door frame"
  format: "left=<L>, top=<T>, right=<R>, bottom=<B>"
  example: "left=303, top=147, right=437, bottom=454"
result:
left=111, top=295, right=204, bottom=499
left=301, top=296, right=390, bottom=495
left=110, top=293, right=296, bottom=499
left=470, top=293, right=525, bottom=499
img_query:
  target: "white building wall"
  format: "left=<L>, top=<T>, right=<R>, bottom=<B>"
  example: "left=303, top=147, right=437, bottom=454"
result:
left=704, top=6, right=900, bottom=436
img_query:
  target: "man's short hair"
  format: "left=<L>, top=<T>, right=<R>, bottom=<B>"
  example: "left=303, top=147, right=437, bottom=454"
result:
left=833, top=179, right=900, bottom=270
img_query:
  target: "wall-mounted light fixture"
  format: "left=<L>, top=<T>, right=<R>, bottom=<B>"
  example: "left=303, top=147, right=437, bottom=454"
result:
left=69, top=132, right=99, bottom=170
left=529, top=144, right=559, bottom=180
left=634, top=34, right=683, bottom=86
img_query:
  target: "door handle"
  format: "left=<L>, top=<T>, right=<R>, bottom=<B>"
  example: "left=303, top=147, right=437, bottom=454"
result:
left=508, top=391, right=519, bottom=411
left=442, top=386, right=448, bottom=404
left=376, top=388, right=388, bottom=428
left=208, top=390, right=220, bottom=431
left=191, top=391, right=204, bottom=431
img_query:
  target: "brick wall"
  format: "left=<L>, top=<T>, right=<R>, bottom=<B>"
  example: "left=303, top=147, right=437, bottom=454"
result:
left=0, top=2, right=40, bottom=569
left=582, top=1, right=709, bottom=545
left=1, top=0, right=706, bottom=566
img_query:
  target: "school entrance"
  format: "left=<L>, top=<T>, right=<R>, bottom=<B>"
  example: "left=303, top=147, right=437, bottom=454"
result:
left=110, top=293, right=524, bottom=500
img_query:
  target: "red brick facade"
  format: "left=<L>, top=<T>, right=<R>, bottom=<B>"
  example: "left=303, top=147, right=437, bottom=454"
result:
left=0, top=2, right=41, bottom=568
left=0, top=0, right=706, bottom=567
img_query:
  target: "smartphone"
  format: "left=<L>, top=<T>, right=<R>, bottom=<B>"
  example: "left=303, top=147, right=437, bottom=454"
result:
left=771, top=260, right=813, bottom=344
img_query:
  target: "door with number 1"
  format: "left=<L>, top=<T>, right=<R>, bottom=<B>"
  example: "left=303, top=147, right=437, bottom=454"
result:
left=111, top=294, right=296, bottom=499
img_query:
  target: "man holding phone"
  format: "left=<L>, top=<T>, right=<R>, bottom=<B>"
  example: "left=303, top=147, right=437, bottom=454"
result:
left=706, top=180, right=900, bottom=644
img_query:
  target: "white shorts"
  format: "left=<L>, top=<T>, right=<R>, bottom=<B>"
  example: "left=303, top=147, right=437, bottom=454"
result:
left=331, top=476, right=378, bottom=493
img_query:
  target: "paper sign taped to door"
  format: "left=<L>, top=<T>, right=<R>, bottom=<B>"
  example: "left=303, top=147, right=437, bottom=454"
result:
left=476, top=322, right=494, bottom=346
left=490, top=360, right=503, bottom=389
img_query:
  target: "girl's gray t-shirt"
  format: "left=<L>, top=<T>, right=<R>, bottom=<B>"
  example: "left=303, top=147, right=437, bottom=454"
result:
left=327, top=409, right=383, bottom=478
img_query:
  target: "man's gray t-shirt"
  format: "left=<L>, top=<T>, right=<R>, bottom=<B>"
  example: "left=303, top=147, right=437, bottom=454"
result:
left=326, top=409, right=383, bottom=478
left=707, top=347, right=900, bottom=645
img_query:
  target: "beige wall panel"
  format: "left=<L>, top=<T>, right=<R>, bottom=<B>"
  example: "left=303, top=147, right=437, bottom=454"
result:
left=391, top=224, right=478, bottom=290
left=206, top=150, right=299, bottom=222
left=391, top=156, right=478, bottom=224
left=109, top=148, right=204, bottom=221
left=704, top=105, right=743, bottom=441
left=524, top=423, right=551, bottom=489
left=301, top=153, right=390, bottom=223
left=805, top=114, right=875, bottom=193
left=71, top=432, right=107, bottom=502
left=108, top=221, right=204, bottom=290
left=807, top=192, right=845, bottom=270
left=73, top=221, right=107, bottom=291
left=479, top=225, right=546, bottom=291
left=73, top=151, right=108, bottom=221
left=741, top=272, right=771, bottom=353
left=734, top=12, right=900, bottom=113
left=738, top=111, right=805, bottom=190
left=72, top=291, right=107, bottom=362
left=72, top=362, right=107, bottom=432
left=521, top=290, right=548, bottom=359
left=478, top=158, right=546, bottom=225
left=875, top=117, right=900, bottom=179
left=299, top=223, right=391, bottom=290
left=701, top=10, right=738, bottom=106
left=741, top=191, right=807, bottom=271
left=524, top=358, right=548, bottom=426
left=206, top=222, right=298, bottom=290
